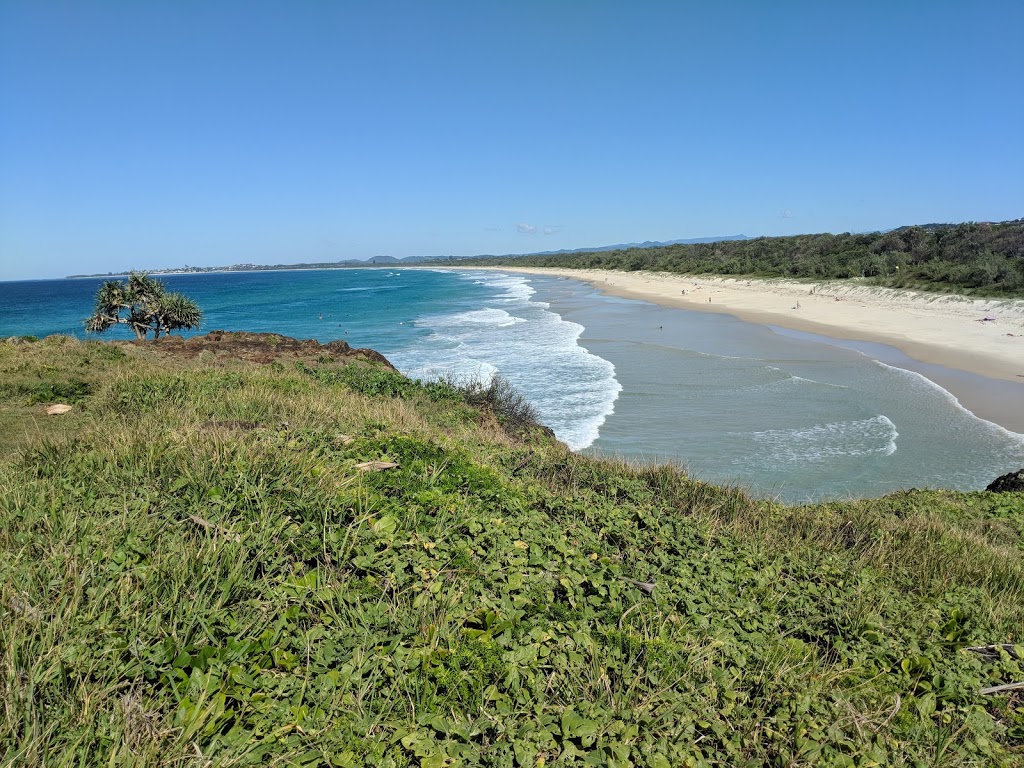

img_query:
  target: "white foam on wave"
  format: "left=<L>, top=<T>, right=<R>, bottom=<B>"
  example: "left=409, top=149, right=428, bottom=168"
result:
left=758, top=371, right=848, bottom=394
left=466, top=271, right=540, bottom=305
left=790, top=374, right=848, bottom=388
left=738, top=415, right=899, bottom=467
left=412, top=359, right=500, bottom=383
left=427, top=307, right=527, bottom=329
left=393, top=271, right=622, bottom=451
left=871, top=360, right=1024, bottom=444
left=761, top=364, right=847, bottom=389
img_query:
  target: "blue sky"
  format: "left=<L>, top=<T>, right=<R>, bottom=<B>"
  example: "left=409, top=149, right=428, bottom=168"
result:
left=1, top=1, right=1022, bottom=280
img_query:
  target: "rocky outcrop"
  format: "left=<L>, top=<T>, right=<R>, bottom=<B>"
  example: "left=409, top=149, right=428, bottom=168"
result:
left=145, top=331, right=396, bottom=368
left=986, top=469, right=1024, bottom=493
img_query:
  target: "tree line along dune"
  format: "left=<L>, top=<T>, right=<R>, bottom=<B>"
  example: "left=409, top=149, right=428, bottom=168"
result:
left=1, top=332, right=1023, bottom=766
left=458, top=220, right=1024, bottom=297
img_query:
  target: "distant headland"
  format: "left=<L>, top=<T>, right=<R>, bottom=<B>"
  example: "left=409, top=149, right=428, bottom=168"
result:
left=65, top=234, right=752, bottom=278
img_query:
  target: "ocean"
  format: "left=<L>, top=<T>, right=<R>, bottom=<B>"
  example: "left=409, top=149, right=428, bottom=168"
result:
left=2, top=268, right=1022, bottom=502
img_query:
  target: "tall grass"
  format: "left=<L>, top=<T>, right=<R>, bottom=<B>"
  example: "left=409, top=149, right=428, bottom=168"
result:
left=1, top=336, right=1022, bottom=766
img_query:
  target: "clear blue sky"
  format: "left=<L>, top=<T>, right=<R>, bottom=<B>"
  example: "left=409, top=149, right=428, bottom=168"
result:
left=1, top=1, right=1022, bottom=280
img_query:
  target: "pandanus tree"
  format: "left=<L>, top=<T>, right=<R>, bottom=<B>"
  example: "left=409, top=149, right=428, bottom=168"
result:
left=85, top=272, right=202, bottom=339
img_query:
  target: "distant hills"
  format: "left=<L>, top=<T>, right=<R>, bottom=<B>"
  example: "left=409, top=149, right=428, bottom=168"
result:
left=494, top=234, right=751, bottom=259
left=361, top=235, right=750, bottom=265
left=367, top=235, right=752, bottom=264
left=67, top=222, right=1024, bottom=288
left=66, top=235, right=752, bottom=277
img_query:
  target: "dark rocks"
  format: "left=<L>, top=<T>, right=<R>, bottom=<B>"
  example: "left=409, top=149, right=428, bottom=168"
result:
left=986, top=469, right=1024, bottom=493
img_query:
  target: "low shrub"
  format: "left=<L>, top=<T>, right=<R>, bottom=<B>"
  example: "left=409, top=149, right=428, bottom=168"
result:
left=456, top=374, right=541, bottom=433
left=0, top=378, right=93, bottom=405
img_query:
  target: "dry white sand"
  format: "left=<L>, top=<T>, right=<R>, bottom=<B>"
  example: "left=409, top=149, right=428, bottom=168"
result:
left=483, top=267, right=1024, bottom=384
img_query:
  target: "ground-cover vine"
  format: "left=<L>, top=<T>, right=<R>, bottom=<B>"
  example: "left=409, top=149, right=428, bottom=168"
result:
left=1, top=334, right=1022, bottom=766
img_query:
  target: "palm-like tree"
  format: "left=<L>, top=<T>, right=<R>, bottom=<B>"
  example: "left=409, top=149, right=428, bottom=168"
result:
left=84, top=280, right=129, bottom=334
left=85, top=272, right=202, bottom=339
left=151, top=291, right=203, bottom=338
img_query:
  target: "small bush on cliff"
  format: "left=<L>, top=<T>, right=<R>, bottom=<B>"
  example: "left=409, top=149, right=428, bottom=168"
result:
left=300, top=363, right=541, bottom=436
left=458, top=373, right=540, bottom=433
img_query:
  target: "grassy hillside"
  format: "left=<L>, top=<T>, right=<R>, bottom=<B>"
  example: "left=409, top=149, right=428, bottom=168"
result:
left=2, top=334, right=1023, bottom=767
left=456, top=220, right=1024, bottom=297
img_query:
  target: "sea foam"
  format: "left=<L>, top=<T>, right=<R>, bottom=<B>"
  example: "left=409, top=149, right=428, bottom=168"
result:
left=394, top=271, right=621, bottom=450
left=739, top=414, right=900, bottom=468
left=872, top=360, right=1024, bottom=444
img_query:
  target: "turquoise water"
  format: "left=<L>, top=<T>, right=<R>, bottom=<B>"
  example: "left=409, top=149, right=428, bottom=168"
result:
left=0, top=269, right=618, bottom=448
left=2, top=268, right=1022, bottom=502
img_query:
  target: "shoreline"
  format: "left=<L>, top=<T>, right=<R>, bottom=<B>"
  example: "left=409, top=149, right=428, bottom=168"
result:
left=449, top=266, right=1024, bottom=435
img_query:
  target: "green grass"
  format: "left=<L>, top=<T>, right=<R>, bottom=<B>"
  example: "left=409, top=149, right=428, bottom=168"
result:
left=1, top=336, right=1023, bottom=766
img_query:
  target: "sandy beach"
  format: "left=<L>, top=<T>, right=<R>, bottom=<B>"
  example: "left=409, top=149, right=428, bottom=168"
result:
left=460, top=266, right=1024, bottom=434
left=483, top=267, right=1024, bottom=379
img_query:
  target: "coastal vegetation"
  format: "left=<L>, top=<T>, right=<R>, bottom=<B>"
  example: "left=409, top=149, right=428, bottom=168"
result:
left=85, top=272, right=203, bottom=339
left=2, top=333, right=1023, bottom=766
left=458, top=220, right=1024, bottom=297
